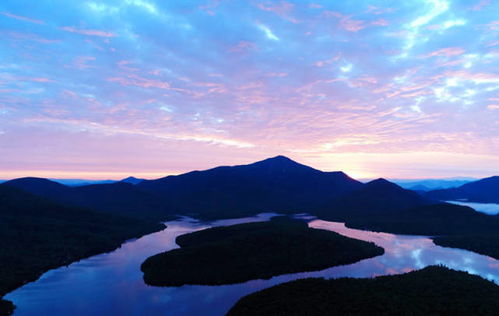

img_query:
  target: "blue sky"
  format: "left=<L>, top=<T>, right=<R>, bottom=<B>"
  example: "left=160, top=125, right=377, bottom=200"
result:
left=0, top=0, right=498, bottom=179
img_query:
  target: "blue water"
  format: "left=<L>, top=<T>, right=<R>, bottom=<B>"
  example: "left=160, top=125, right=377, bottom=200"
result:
left=446, top=200, right=499, bottom=215
left=5, top=213, right=499, bottom=316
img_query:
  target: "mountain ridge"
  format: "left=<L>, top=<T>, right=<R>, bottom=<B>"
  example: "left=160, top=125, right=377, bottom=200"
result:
left=426, top=176, right=499, bottom=203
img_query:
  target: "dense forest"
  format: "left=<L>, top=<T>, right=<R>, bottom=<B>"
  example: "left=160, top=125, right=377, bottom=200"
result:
left=228, top=266, right=499, bottom=315
left=0, top=186, right=165, bottom=316
left=331, top=203, right=499, bottom=259
left=433, top=234, right=499, bottom=259
left=141, top=217, right=383, bottom=286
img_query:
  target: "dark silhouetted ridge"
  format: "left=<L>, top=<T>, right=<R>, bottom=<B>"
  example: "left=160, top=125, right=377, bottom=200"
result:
left=3, top=177, right=71, bottom=199
left=2, top=178, right=172, bottom=221
left=317, top=178, right=428, bottom=221
left=426, top=176, right=499, bottom=203
left=138, top=156, right=363, bottom=219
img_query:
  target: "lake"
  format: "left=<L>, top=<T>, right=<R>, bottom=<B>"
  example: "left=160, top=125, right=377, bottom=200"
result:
left=446, top=200, right=499, bottom=215
left=6, top=213, right=499, bottom=316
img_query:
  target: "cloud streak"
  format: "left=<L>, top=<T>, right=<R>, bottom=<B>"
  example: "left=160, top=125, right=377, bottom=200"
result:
left=60, top=26, right=115, bottom=37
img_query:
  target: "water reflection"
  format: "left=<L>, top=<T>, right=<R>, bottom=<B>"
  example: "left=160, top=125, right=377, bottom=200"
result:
left=446, top=200, right=499, bottom=215
left=6, top=213, right=499, bottom=316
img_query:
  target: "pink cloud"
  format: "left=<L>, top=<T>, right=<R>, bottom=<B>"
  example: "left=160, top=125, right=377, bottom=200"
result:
left=228, top=41, right=257, bottom=53
left=60, top=26, right=115, bottom=37
left=107, top=74, right=171, bottom=90
left=256, top=1, right=299, bottom=23
left=372, top=18, right=389, bottom=26
left=323, top=11, right=343, bottom=18
left=440, top=70, right=499, bottom=83
left=485, top=21, right=499, bottom=31
left=366, top=6, right=396, bottom=15
left=3, top=31, right=60, bottom=44
left=266, top=72, right=288, bottom=77
left=117, top=60, right=139, bottom=72
left=309, top=4, right=323, bottom=9
left=472, top=0, right=491, bottom=11
left=73, top=56, right=96, bottom=70
left=198, top=0, right=221, bottom=16
left=314, top=55, right=341, bottom=67
left=31, top=78, right=55, bottom=83
left=323, top=11, right=366, bottom=32
left=1, top=12, right=45, bottom=24
left=425, top=47, right=465, bottom=57
left=194, top=82, right=227, bottom=94
left=340, top=17, right=366, bottom=32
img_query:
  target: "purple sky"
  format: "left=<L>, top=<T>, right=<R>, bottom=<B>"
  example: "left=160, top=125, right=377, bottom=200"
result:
left=1, top=0, right=498, bottom=180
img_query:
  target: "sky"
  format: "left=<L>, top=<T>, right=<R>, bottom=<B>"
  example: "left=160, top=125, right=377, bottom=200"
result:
left=0, top=0, right=498, bottom=180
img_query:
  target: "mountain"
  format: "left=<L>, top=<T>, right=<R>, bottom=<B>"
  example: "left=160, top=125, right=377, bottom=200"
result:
left=137, top=155, right=363, bottom=219
left=2, top=178, right=172, bottom=221
left=3, top=156, right=364, bottom=220
left=6, top=157, right=490, bottom=225
left=392, top=178, right=475, bottom=191
left=317, top=178, right=428, bottom=221
left=3, top=177, right=71, bottom=200
left=408, top=184, right=431, bottom=192
left=426, top=176, right=499, bottom=203
left=120, top=176, right=144, bottom=185
left=50, top=179, right=116, bottom=186
left=0, top=185, right=164, bottom=314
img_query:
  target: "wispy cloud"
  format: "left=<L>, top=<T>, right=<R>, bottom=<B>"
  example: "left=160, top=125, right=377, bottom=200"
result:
left=60, top=26, right=115, bottom=37
left=257, top=23, right=279, bottom=40
left=1, top=12, right=45, bottom=24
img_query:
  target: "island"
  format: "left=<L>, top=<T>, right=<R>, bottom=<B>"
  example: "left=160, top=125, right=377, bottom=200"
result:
left=228, top=266, right=499, bottom=315
left=141, top=216, right=384, bottom=286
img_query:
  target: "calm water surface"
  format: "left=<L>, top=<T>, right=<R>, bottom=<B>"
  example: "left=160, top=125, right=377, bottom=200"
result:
left=446, top=200, right=499, bottom=215
left=6, top=213, right=499, bottom=316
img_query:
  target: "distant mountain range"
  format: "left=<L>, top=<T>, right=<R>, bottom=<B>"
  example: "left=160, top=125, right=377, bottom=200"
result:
left=2, top=156, right=363, bottom=220
left=2, top=178, right=170, bottom=221
left=425, top=176, right=499, bottom=203
left=0, top=177, right=146, bottom=187
left=2, top=156, right=498, bottom=226
left=390, top=178, right=475, bottom=191
left=49, top=179, right=117, bottom=186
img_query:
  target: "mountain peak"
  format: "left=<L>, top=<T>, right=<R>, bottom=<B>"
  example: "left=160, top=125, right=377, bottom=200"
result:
left=4, top=177, right=66, bottom=187
left=365, top=178, right=404, bottom=191
left=251, top=155, right=314, bottom=171
left=266, top=155, right=294, bottom=162
left=121, top=176, right=144, bottom=185
left=368, top=178, right=392, bottom=185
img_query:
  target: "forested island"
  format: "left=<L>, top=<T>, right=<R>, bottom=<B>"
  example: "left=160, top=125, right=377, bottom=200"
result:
left=141, top=217, right=384, bottom=286
left=228, top=266, right=499, bottom=315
